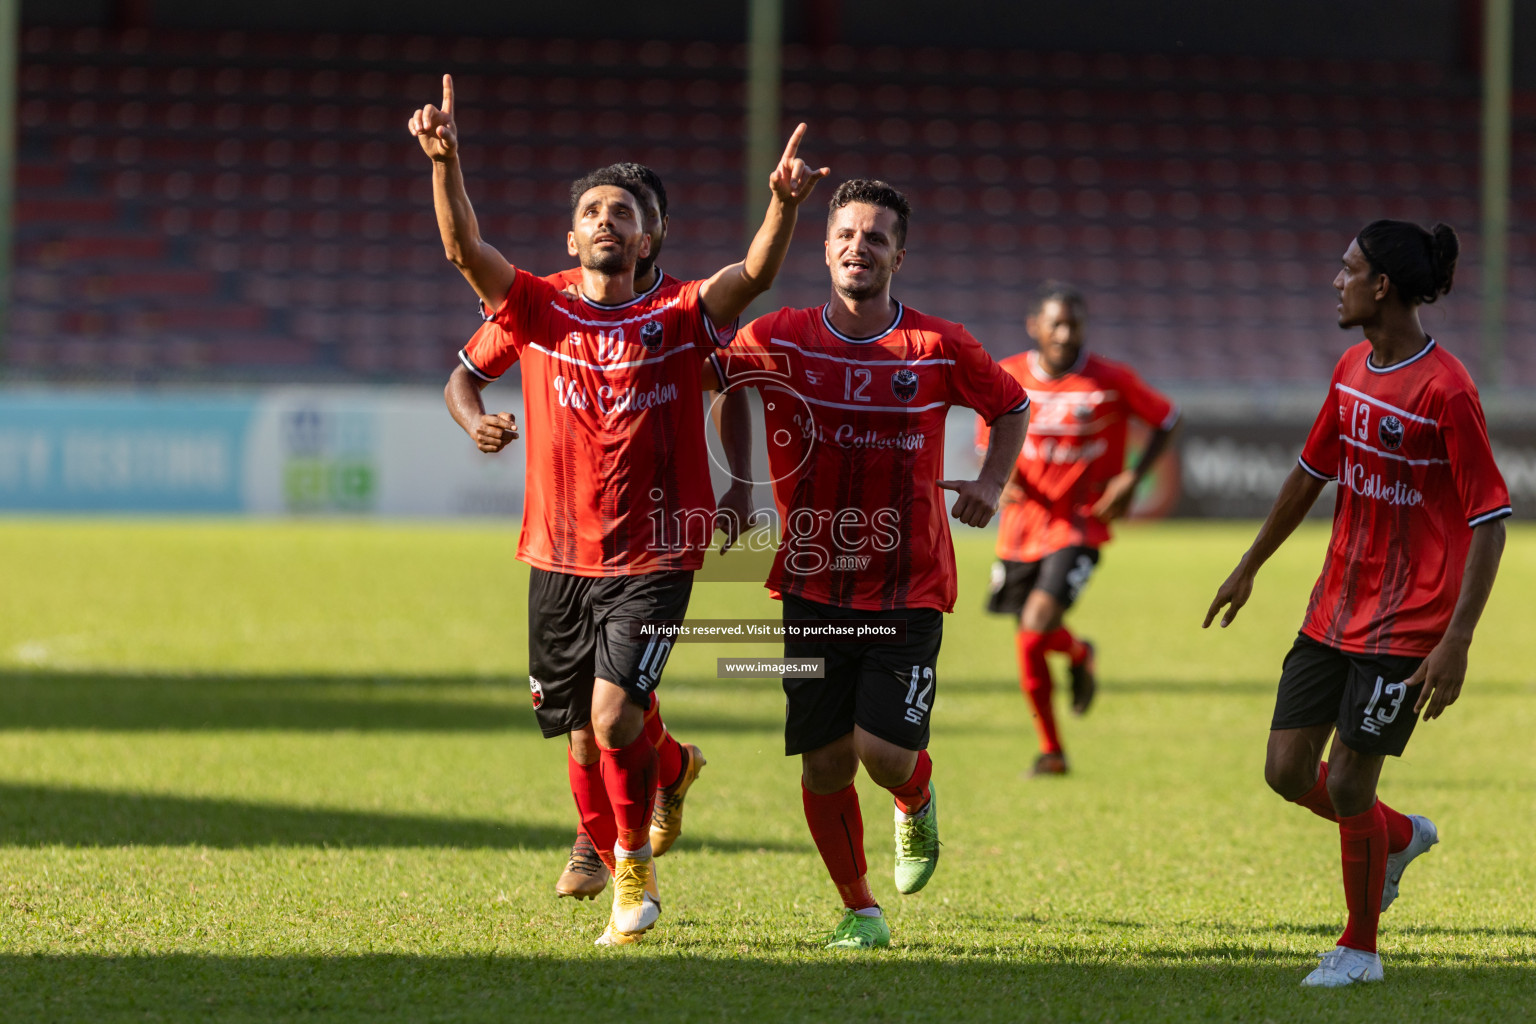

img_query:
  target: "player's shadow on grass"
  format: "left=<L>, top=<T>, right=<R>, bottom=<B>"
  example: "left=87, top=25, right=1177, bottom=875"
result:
left=1266, top=919, right=1536, bottom=941
left=0, top=953, right=1530, bottom=1021
left=0, top=783, right=802, bottom=853
left=0, top=670, right=776, bottom=735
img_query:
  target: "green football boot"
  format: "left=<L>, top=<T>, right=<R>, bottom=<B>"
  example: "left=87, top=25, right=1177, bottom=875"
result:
left=824, top=909, right=891, bottom=950
left=893, top=784, right=940, bottom=895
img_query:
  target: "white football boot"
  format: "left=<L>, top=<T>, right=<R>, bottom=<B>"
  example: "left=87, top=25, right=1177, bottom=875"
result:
left=1300, top=946, right=1384, bottom=988
left=1382, top=814, right=1438, bottom=912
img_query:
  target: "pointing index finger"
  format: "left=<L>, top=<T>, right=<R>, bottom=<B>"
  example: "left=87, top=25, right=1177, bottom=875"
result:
left=442, top=73, right=454, bottom=117
left=779, top=123, right=807, bottom=167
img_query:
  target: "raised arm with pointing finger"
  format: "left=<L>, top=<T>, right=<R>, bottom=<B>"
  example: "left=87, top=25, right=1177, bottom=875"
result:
left=408, top=75, right=514, bottom=308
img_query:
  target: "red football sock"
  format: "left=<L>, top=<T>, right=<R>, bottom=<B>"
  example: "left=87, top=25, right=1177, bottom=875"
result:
left=835, top=877, right=878, bottom=912
left=1292, top=764, right=1338, bottom=822
left=887, top=750, right=933, bottom=815
left=567, top=750, right=617, bottom=872
left=1294, top=763, right=1414, bottom=854
left=1017, top=630, right=1062, bottom=755
left=1043, top=626, right=1087, bottom=663
left=802, top=781, right=869, bottom=902
left=599, top=731, right=659, bottom=853
left=643, top=693, right=685, bottom=789
left=642, top=692, right=664, bottom=745
left=1337, top=802, right=1388, bottom=954
left=1380, top=801, right=1413, bottom=854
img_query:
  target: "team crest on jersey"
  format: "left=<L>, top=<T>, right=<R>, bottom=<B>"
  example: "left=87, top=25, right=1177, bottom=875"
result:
left=1378, top=415, right=1405, bottom=451
left=529, top=677, right=544, bottom=709
left=891, top=368, right=919, bottom=403
left=640, top=319, right=664, bottom=352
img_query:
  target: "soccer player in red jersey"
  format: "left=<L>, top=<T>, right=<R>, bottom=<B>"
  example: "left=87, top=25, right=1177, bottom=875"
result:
left=1205, top=220, right=1509, bottom=988
left=979, top=283, right=1180, bottom=776
left=709, top=180, right=1030, bottom=948
left=458, top=162, right=713, bottom=903
left=410, top=75, right=827, bottom=945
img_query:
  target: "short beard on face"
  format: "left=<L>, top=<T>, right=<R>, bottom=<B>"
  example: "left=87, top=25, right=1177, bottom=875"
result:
left=580, top=244, right=632, bottom=275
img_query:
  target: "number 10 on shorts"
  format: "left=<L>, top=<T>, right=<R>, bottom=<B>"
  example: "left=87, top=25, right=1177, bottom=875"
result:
left=904, top=666, right=934, bottom=725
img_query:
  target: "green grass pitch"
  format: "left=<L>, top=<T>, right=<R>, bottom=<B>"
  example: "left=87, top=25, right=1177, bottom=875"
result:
left=0, top=518, right=1531, bottom=1022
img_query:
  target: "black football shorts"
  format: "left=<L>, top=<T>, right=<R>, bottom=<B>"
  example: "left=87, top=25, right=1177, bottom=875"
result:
left=525, top=567, right=693, bottom=738
left=1271, top=633, right=1427, bottom=757
left=780, top=595, right=944, bottom=756
left=985, top=545, right=1100, bottom=615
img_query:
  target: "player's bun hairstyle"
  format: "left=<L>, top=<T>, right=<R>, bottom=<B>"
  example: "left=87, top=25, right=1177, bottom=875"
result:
left=1033, top=280, right=1086, bottom=316
left=1356, top=220, right=1459, bottom=305
left=568, top=166, right=646, bottom=218
left=608, top=162, right=668, bottom=219
left=827, top=179, right=911, bottom=248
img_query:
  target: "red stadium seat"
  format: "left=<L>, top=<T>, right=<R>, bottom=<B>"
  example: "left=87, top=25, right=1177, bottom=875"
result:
left=9, top=27, right=1519, bottom=384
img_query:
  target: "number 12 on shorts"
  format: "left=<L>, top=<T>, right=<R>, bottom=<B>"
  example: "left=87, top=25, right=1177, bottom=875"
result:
left=904, top=666, right=933, bottom=725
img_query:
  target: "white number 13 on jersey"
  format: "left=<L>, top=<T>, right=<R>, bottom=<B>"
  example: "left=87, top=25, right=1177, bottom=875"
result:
left=1352, top=400, right=1371, bottom=441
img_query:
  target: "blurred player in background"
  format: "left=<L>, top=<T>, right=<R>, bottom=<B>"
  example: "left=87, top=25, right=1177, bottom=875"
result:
left=457, top=160, right=717, bottom=904
left=710, top=180, right=1029, bottom=949
left=980, top=283, right=1179, bottom=776
left=1205, top=220, right=1509, bottom=988
left=410, top=75, right=827, bottom=945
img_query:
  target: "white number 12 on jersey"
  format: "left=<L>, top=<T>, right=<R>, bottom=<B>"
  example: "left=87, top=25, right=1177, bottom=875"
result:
left=845, top=367, right=872, bottom=402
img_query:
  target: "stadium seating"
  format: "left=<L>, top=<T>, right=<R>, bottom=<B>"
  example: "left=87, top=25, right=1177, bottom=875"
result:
left=12, top=27, right=1529, bottom=386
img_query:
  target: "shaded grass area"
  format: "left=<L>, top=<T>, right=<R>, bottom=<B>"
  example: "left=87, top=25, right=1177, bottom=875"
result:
left=0, top=783, right=802, bottom=853
left=0, top=954, right=1530, bottom=1023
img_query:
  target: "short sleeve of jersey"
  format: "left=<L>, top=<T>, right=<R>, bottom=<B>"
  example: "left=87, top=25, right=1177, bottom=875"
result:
left=710, top=310, right=791, bottom=392
left=459, top=270, right=553, bottom=381
left=1440, top=388, right=1513, bottom=526
left=1299, top=365, right=1343, bottom=481
left=945, top=328, right=1030, bottom=423
left=672, top=278, right=737, bottom=350
left=1115, top=363, right=1179, bottom=431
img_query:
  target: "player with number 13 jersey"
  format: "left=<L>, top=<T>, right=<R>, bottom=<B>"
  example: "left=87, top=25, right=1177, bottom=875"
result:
left=1206, top=219, right=1509, bottom=990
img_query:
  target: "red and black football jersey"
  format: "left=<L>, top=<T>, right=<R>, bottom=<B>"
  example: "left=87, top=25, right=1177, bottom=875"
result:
left=459, top=268, right=728, bottom=577
left=980, top=349, right=1178, bottom=563
left=712, top=302, right=1029, bottom=613
left=1297, top=338, right=1511, bottom=656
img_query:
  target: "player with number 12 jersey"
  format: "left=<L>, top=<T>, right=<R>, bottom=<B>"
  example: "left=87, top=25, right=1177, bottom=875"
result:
left=711, top=179, right=1028, bottom=951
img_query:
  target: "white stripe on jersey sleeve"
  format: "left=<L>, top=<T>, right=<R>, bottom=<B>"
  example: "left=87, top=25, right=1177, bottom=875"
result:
left=1297, top=456, right=1334, bottom=481
left=458, top=349, right=498, bottom=382
left=1468, top=505, right=1513, bottom=528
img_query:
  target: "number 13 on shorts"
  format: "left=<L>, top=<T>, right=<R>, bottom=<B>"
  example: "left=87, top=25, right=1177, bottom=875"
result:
left=904, top=666, right=934, bottom=725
